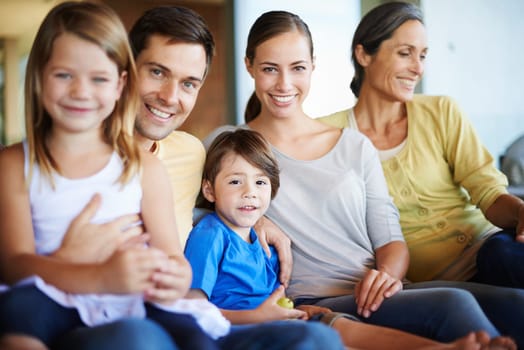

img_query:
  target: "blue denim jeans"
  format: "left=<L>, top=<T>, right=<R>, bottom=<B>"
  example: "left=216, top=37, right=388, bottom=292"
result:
left=405, top=280, right=524, bottom=348
left=296, top=287, right=500, bottom=343
left=53, top=318, right=179, bottom=350
left=218, top=322, right=343, bottom=350
left=0, top=285, right=215, bottom=350
left=56, top=319, right=343, bottom=350
left=57, top=321, right=344, bottom=350
left=473, top=229, right=524, bottom=288
left=55, top=320, right=343, bottom=350
left=0, top=285, right=344, bottom=350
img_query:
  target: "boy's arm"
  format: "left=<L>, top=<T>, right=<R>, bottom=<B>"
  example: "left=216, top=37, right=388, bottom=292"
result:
left=184, top=287, right=305, bottom=325
left=219, top=286, right=306, bottom=325
left=185, top=227, right=305, bottom=324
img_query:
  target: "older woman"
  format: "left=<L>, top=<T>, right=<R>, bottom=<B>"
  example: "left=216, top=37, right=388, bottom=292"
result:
left=320, top=1, right=524, bottom=346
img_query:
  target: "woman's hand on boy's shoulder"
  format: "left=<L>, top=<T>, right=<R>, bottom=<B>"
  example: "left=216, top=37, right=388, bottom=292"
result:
left=254, top=216, right=292, bottom=287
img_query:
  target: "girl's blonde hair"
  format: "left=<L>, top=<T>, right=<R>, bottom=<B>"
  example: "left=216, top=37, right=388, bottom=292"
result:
left=25, top=1, right=141, bottom=185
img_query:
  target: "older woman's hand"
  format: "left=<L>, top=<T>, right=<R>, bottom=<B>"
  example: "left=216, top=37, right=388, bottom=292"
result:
left=516, top=202, right=524, bottom=243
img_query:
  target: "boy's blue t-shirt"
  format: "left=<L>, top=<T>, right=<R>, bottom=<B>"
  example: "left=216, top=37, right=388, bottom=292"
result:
left=184, top=212, right=280, bottom=310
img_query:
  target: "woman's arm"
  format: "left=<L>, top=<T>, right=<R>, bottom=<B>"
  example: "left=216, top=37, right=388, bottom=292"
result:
left=140, top=151, right=192, bottom=303
left=375, top=240, right=409, bottom=281
left=254, top=216, right=293, bottom=287
left=186, top=284, right=305, bottom=324
left=356, top=137, right=408, bottom=317
left=354, top=241, right=408, bottom=318
left=440, top=97, right=509, bottom=217
left=485, top=193, right=524, bottom=242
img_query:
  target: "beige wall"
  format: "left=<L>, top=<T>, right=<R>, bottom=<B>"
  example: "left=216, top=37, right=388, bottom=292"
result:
left=0, top=0, right=65, bottom=144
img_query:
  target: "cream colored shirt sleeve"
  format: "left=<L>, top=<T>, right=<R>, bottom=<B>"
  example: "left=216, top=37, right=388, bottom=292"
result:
left=155, top=131, right=206, bottom=247
left=318, top=109, right=350, bottom=128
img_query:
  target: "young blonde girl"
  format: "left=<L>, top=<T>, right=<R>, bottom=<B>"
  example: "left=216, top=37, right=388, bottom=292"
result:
left=0, top=2, right=219, bottom=349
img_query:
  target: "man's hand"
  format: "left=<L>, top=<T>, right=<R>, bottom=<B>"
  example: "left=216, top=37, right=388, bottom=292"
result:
left=53, top=194, right=146, bottom=263
left=296, top=304, right=332, bottom=319
left=254, top=216, right=292, bottom=287
left=144, top=252, right=192, bottom=305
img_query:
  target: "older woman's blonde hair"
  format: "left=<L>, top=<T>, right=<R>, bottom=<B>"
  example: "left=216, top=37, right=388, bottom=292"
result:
left=25, top=1, right=141, bottom=185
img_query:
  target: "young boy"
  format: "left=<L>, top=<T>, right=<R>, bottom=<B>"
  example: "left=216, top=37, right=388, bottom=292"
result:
left=185, top=129, right=319, bottom=322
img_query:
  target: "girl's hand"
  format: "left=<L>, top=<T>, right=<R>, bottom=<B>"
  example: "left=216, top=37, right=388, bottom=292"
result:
left=54, top=194, right=145, bottom=263
left=354, top=269, right=402, bottom=318
left=144, top=252, right=192, bottom=305
left=98, top=247, right=169, bottom=294
left=256, top=285, right=306, bottom=322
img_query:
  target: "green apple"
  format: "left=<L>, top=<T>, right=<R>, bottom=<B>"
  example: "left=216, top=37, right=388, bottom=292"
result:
left=277, top=297, right=294, bottom=309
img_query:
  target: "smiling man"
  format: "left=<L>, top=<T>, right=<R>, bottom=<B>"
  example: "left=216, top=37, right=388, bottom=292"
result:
left=128, top=8, right=213, bottom=245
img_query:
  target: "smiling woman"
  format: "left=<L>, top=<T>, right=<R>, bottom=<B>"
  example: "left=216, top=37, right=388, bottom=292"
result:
left=233, top=0, right=358, bottom=123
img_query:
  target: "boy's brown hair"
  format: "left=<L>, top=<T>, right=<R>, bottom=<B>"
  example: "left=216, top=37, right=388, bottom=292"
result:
left=200, top=129, right=280, bottom=209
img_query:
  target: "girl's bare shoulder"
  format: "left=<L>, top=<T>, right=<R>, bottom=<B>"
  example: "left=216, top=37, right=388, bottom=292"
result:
left=139, top=149, right=170, bottom=187
left=140, top=149, right=165, bottom=171
left=0, top=142, right=24, bottom=166
left=0, top=142, right=25, bottom=189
